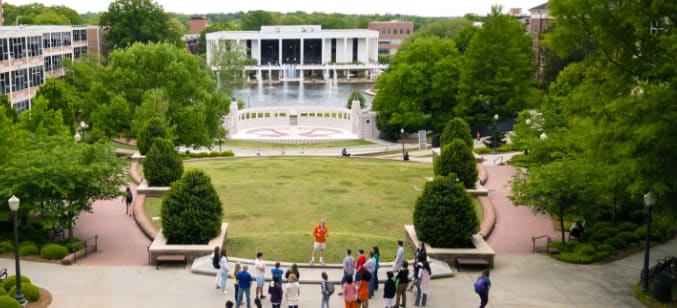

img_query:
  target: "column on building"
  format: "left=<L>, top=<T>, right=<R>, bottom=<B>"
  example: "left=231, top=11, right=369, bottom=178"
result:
left=257, top=38, right=261, bottom=65
left=321, top=38, right=325, bottom=64
left=278, top=38, right=282, bottom=65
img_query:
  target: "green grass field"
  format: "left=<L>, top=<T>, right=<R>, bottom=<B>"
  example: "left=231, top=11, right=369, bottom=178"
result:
left=145, top=157, right=481, bottom=263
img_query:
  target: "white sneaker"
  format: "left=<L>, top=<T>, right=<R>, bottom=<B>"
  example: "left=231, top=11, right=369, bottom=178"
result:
left=320, top=258, right=324, bottom=265
left=310, top=257, right=315, bottom=265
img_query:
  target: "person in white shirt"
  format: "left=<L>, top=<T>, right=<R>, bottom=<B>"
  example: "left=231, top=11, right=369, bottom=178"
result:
left=393, top=240, right=405, bottom=272
left=219, top=248, right=230, bottom=294
left=255, top=252, right=266, bottom=300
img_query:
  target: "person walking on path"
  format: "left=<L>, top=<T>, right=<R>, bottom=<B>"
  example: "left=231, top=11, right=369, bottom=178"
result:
left=393, top=240, right=405, bottom=272
left=414, top=261, right=431, bottom=306
left=311, top=220, right=329, bottom=265
left=236, top=264, right=252, bottom=308
left=358, top=271, right=371, bottom=308
left=254, top=252, right=266, bottom=300
left=476, top=270, right=491, bottom=308
left=364, top=251, right=376, bottom=299
left=285, top=274, right=301, bottom=308
left=320, top=272, right=332, bottom=308
left=395, top=261, right=409, bottom=308
left=355, top=249, right=366, bottom=282
left=382, top=271, right=396, bottom=308
left=219, top=248, right=230, bottom=295
left=124, top=187, right=133, bottom=216
left=213, top=246, right=221, bottom=289
left=410, top=241, right=427, bottom=292
left=268, top=276, right=283, bottom=308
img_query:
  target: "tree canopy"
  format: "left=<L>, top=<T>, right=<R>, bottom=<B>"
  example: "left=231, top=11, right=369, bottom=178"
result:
left=100, top=0, right=183, bottom=49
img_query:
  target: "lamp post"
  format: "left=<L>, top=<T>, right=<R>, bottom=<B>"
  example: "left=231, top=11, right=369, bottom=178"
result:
left=641, top=191, right=656, bottom=293
left=492, top=114, right=499, bottom=154
left=80, top=121, right=88, bottom=142
left=400, top=128, right=405, bottom=160
left=8, top=195, right=25, bottom=305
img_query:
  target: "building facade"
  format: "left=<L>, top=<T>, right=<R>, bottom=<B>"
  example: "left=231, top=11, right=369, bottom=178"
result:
left=206, top=25, right=382, bottom=82
left=529, top=2, right=554, bottom=80
left=367, top=21, right=414, bottom=56
left=190, top=16, right=209, bottom=34
left=0, top=25, right=93, bottom=112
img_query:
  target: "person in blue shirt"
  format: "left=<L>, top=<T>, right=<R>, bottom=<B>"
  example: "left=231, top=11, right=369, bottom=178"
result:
left=271, top=262, right=284, bottom=284
left=236, top=265, right=253, bottom=308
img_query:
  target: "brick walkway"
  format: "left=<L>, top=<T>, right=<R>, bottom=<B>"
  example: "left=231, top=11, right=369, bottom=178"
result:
left=74, top=183, right=151, bottom=266
left=484, top=164, right=560, bottom=253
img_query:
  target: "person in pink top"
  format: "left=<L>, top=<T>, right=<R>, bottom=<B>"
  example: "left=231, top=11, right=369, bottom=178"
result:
left=343, top=275, right=358, bottom=308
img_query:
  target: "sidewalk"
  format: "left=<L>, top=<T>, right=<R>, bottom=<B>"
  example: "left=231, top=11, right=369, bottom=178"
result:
left=5, top=237, right=673, bottom=307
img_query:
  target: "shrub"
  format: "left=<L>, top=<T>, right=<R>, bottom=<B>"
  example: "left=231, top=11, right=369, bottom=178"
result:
left=63, top=239, right=84, bottom=252
left=552, top=252, right=595, bottom=264
left=618, top=222, right=639, bottom=232
left=0, top=288, right=6, bottom=296
left=8, top=283, right=40, bottom=302
left=144, top=138, right=183, bottom=186
left=0, top=296, right=20, bottom=308
left=574, top=244, right=596, bottom=256
left=594, top=250, right=613, bottom=260
left=440, top=118, right=473, bottom=149
left=591, top=221, right=613, bottom=231
left=616, top=231, right=640, bottom=244
left=3, top=276, right=31, bottom=292
left=40, top=243, right=69, bottom=259
left=597, top=227, right=620, bottom=238
left=18, top=241, right=38, bottom=256
left=549, top=241, right=575, bottom=253
left=161, top=169, right=223, bottom=244
left=604, top=237, right=627, bottom=250
left=433, top=140, right=478, bottom=188
left=0, top=240, right=12, bottom=252
left=137, top=117, right=172, bottom=155
left=413, top=176, right=479, bottom=248
left=587, top=233, right=608, bottom=243
left=474, top=147, right=492, bottom=155
left=596, top=243, right=616, bottom=253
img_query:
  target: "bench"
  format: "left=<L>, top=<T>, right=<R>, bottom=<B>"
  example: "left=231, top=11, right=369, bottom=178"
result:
left=156, top=255, right=187, bottom=270
left=454, top=258, right=489, bottom=271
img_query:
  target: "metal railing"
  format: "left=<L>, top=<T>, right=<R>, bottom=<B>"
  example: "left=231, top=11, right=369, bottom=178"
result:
left=72, top=234, right=98, bottom=264
left=532, top=235, right=551, bottom=255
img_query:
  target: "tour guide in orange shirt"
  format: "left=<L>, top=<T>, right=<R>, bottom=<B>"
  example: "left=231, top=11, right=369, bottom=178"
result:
left=310, top=220, right=329, bottom=265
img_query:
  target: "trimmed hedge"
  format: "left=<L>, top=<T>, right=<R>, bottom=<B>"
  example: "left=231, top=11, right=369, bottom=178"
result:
left=616, top=231, right=640, bottom=244
left=40, top=243, right=69, bottom=259
left=179, top=151, right=234, bottom=160
left=618, top=222, right=639, bottom=232
left=3, top=276, right=30, bottom=292
left=8, top=283, right=40, bottom=302
left=0, top=241, right=13, bottom=253
left=63, top=239, right=84, bottom=252
left=144, top=138, right=184, bottom=186
left=604, top=237, right=628, bottom=250
left=18, top=241, right=38, bottom=256
left=440, top=118, right=473, bottom=149
left=161, top=169, right=223, bottom=244
left=0, top=288, right=6, bottom=296
left=0, top=296, right=20, bottom=308
left=413, top=175, right=479, bottom=248
left=434, top=139, right=478, bottom=188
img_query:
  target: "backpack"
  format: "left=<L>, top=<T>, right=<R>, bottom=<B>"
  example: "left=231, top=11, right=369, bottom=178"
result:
left=474, top=277, right=485, bottom=294
left=324, top=281, right=335, bottom=296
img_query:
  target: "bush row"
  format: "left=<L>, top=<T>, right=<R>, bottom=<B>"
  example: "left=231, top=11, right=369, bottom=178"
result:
left=0, top=239, right=81, bottom=260
left=179, top=150, right=235, bottom=160
left=2, top=275, right=40, bottom=302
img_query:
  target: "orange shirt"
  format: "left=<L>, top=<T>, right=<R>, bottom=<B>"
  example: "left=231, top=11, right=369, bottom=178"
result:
left=313, top=225, right=328, bottom=243
left=358, top=280, right=369, bottom=301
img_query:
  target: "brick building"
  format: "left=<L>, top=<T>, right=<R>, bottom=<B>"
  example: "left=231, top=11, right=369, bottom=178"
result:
left=368, top=21, right=414, bottom=56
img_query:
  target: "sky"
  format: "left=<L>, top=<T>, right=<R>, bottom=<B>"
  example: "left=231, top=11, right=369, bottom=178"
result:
left=5, top=0, right=547, bottom=17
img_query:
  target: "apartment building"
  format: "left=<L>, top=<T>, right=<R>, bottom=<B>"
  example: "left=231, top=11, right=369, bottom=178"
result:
left=367, top=21, right=414, bottom=56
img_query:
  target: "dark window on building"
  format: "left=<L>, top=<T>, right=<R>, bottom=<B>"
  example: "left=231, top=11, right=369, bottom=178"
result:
left=10, top=37, right=26, bottom=59
left=13, top=99, right=30, bottom=113
left=0, top=39, right=9, bottom=61
left=52, top=55, right=63, bottom=70
left=29, top=66, right=44, bottom=87
left=51, top=32, right=61, bottom=47
left=11, top=68, right=28, bottom=91
left=27, top=36, right=42, bottom=57
left=331, top=39, right=336, bottom=63
left=44, top=56, right=52, bottom=71
left=0, top=72, right=10, bottom=94
left=246, top=40, right=252, bottom=57
left=63, top=32, right=72, bottom=46
left=43, top=33, right=51, bottom=48
left=352, top=38, right=358, bottom=62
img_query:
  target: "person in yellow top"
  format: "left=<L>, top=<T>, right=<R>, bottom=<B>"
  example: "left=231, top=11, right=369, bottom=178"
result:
left=310, top=220, right=329, bottom=265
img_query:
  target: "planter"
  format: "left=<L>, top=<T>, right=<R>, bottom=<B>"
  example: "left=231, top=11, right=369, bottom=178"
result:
left=404, top=225, right=495, bottom=267
left=148, top=223, right=228, bottom=265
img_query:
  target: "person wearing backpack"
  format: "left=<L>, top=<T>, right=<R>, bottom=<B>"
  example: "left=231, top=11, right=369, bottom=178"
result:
left=212, top=246, right=221, bottom=289
left=124, top=187, right=133, bottom=216
left=382, top=271, right=396, bottom=308
left=320, top=272, right=334, bottom=308
left=475, top=270, right=491, bottom=308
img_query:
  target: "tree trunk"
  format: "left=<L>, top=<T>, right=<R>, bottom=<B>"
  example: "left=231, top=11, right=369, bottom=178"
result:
left=560, top=206, right=566, bottom=244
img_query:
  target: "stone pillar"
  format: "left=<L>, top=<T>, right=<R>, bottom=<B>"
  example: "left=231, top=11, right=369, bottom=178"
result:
left=228, top=97, right=239, bottom=135
left=351, top=98, right=362, bottom=135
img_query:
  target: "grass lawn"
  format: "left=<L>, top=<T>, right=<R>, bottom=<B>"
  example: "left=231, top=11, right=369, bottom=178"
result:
left=144, top=157, right=483, bottom=263
left=214, top=139, right=373, bottom=150
left=111, top=140, right=138, bottom=151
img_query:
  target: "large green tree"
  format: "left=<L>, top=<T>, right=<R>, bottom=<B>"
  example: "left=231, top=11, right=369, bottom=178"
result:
left=241, top=10, right=275, bottom=30
left=100, top=0, right=183, bottom=49
left=372, top=36, right=461, bottom=137
left=455, top=6, right=537, bottom=125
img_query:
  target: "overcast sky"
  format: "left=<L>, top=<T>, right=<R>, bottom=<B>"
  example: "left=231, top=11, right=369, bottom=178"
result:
left=5, top=0, right=546, bottom=17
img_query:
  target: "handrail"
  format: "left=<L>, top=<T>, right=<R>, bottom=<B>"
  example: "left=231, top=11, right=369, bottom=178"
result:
left=532, top=235, right=551, bottom=255
left=72, top=234, right=99, bottom=264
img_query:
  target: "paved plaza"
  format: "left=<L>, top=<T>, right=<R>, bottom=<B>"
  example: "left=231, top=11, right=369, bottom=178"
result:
left=0, top=151, right=671, bottom=307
